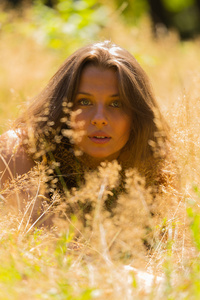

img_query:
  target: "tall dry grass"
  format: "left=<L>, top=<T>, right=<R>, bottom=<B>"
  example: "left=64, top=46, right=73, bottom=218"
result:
left=1, top=7, right=200, bottom=299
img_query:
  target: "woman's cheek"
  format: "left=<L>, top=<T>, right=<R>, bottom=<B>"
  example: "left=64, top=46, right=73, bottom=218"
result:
left=71, top=109, right=87, bottom=130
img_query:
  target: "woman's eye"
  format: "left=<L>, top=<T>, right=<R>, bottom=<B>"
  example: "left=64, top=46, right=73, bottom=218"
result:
left=78, top=99, right=92, bottom=106
left=110, top=100, right=122, bottom=108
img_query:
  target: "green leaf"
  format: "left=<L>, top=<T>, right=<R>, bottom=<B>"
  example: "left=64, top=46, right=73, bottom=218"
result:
left=163, top=0, right=195, bottom=13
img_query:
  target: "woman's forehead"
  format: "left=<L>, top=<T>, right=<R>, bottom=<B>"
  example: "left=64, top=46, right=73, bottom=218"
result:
left=81, top=64, right=117, bottom=76
left=78, top=65, right=119, bottom=93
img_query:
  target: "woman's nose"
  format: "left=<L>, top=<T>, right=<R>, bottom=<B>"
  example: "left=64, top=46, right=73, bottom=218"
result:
left=91, top=105, right=108, bottom=126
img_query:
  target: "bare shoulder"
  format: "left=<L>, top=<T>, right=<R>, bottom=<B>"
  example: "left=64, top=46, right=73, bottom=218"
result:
left=0, top=129, right=35, bottom=186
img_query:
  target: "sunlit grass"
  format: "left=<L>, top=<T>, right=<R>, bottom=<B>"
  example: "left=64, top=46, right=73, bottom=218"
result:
left=1, top=4, right=200, bottom=299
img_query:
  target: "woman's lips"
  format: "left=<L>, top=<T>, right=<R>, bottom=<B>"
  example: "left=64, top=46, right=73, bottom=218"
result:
left=88, top=133, right=111, bottom=144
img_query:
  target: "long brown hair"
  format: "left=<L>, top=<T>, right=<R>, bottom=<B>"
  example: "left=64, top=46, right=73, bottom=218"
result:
left=16, top=41, right=169, bottom=176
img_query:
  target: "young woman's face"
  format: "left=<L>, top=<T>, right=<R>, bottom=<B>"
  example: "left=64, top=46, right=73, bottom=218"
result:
left=73, top=65, right=132, bottom=162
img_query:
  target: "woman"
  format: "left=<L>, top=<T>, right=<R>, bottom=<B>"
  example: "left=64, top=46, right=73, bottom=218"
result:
left=0, top=41, right=172, bottom=201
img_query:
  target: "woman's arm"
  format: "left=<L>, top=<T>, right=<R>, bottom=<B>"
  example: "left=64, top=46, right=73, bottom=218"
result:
left=0, top=130, right=53, bottom=226
left=0, top=130, right=35, bottom=187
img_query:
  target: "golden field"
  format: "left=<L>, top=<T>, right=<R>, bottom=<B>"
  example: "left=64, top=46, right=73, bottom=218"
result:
left=1, top=3, right=200, bottom=299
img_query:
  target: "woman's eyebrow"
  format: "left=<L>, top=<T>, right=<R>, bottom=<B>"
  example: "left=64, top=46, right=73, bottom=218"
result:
left=76, top=92, right=91, bottom=95
left=76, top=92, right=120, bottom=97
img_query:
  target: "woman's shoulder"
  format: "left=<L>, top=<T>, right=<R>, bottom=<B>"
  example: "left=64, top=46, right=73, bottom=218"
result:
left=0, top=129, right=21, bottom=150
left=0, top=129, right=35, bottom=186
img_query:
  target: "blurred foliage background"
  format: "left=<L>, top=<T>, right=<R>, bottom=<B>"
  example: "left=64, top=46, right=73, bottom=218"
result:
left=3, top=0, right=200, bottom=39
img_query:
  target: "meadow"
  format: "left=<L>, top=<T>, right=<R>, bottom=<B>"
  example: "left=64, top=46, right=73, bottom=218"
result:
left=1, top=2, right=200, bottom=299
